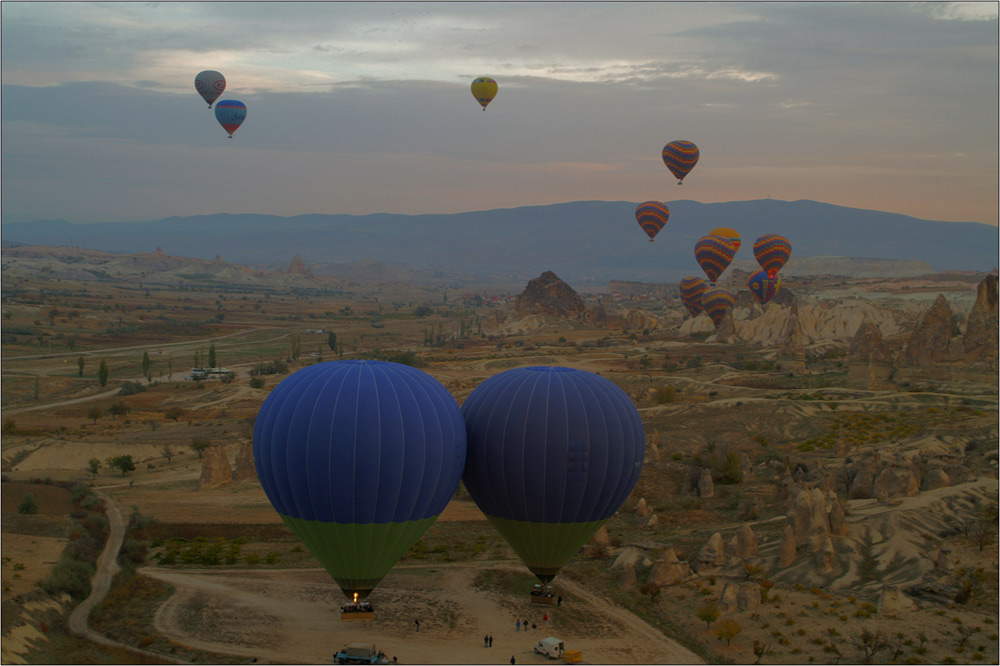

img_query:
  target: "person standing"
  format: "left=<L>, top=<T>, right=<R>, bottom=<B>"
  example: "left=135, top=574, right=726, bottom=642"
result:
left=510, top=657, right=516, bottom=665
left=543, top=613, right=548, bottom=624
left=414, top=619, right=420, bottom=632
left=532, top=622, right=537, bottom=633
left=489, top=635, right=494, bottom=648
left=557, top=596, right=563, bottom=606
left=516, top=619, right=521, bottom=632
left=484, top=634, right=489, bottom=648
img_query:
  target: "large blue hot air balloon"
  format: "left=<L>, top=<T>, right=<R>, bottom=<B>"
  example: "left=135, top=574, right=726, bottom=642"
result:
left=462, top=366, right=644, bottom=584
left=254, top=360, right=466, bottom=601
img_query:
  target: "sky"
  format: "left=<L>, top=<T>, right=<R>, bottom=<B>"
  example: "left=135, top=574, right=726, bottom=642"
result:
left=1, top=1, right=998, bottom=226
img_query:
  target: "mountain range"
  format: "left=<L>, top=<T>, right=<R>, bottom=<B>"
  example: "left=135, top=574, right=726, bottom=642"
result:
left=3, top=199, right=996, bottom=284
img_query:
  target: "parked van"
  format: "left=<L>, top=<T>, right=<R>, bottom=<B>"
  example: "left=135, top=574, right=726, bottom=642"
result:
left=533, top=637, right=565, bottom=659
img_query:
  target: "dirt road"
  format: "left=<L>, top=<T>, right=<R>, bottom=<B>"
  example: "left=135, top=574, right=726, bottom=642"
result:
left=143, top=561, right=703, bottom=665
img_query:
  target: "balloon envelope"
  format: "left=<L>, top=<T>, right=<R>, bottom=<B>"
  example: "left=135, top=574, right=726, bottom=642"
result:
left=635, top=201, right=670, bottom=241
left=462, top=366, right=644, bottom=583
left=471, top=77, right=498, bottom=110
left=753, top=234, right=792, bottom=278
left=254, top=360, right=466, bottom=600
left=661, top=140, right=700, bottom=183
left=709, top=227, right=741, bottom=253
left=214, top=99, right=246, bottom=137
left=679, top=276, right=708, bottom=316
left=195, top=70, right=226, bottom=107
left=694, top=233, right=738, bottom=284
left=748, top=269, right=782, bottom=305
left=702, top=287, right=735, bottom=327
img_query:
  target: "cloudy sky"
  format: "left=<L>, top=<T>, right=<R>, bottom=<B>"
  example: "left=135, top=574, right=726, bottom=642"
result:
left=2, top=1, right=997, bottom=225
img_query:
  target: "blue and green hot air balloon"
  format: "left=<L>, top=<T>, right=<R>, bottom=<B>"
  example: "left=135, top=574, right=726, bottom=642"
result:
left=461, top=366, right=644, bottom=585
left=254, top=360, right=466, bottom=602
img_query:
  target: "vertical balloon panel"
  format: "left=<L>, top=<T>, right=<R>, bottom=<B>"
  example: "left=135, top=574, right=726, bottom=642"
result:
left=254, top=360, right=466, bottom=599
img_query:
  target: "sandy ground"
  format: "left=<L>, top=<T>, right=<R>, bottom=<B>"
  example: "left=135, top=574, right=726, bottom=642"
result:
left=1, top=533, right=67, bottom=597
left=142, top=561, right=703, bottom=665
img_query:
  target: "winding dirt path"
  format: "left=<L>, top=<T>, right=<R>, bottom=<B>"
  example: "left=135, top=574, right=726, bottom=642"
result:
left=67, top=491, right=187, bottom=664
left=142, top=561, right=703, bottom=665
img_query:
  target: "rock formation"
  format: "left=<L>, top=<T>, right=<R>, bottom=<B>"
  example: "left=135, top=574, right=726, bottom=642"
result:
left=816, top=536, right=836, bottom=574
left=696, top=533, right=726, bottom=574
left=898, top=294, right=960, bottom=368
left=288, top=254, right=313, bottom=277
left=717, top=582, right=762, bottom=613
left=727, top=523, right=760, bottom=561
left=961, top=274, right=998, bottom=372
left=619, top=563, right=637, bottom=591
left=635, top=497, right=649, bottom=518
left=777, top=522, right=797, bottom=567
left=778, top=300, right=807, bottom=374
left=589, top=524, right=610, bottom=550
left=697, top=468, right=714, bottom=498
left=920, top=466, right=951, bottom=491
left=646, top=547, right=693, bottom=587
left=848, top=319, right=895, bottom=388
left=612, top=545, right=653, bottom=570
left=877, top=584, right=917, bottom=617
left=199, top=445, right=232, bottom=490
left=231, top=440, right=255, bottom=481
left=514, top=271, right=586, bottom=319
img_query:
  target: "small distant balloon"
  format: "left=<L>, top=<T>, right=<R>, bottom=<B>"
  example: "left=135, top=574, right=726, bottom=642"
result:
left=748, top=269, right=782, bottom=305
left=471, top=77, right=498, bottom=110
left=635, top=201, right=670, bottom=242
left=702, top=287, right=735, bottom=327
left=679, top=276, right=708, bottom=317
left=694, top=233, right=738, bottom=284
left=661, top=140, right=700, bottom=184
left=214, top=100, right=246, bottom=138
left=753, top=234, right=792, bottom=278
left=709, top=227, right=741, bottom=254
left=195, top=70, right=226, bottom=108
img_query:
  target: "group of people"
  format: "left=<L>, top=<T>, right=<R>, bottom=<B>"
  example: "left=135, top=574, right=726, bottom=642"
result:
left=340, top=601, right=373, bottom=613
left=483, top=634, right=494, bottom=647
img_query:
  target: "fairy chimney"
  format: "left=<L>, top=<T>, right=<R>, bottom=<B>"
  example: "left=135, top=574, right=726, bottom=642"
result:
left=199, top=445, right=232, bottom=490
left=231, top=440, right=256, bottom=481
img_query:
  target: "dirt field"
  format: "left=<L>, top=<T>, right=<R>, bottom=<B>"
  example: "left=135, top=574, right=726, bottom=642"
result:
left=142, top=562, right=703, bottom=665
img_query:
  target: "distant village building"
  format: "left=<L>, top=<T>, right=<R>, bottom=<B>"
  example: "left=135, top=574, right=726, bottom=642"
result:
left=188, top=367, right=235, bottom=381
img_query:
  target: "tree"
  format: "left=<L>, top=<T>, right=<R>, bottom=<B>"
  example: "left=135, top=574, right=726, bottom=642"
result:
left=34, top=375, right=40, bottom=401
left=161, top=445, right=175, bottom=463
left=167, top=354, right=173, bottom=380
left=208, top=343, right=217, bottom=368
left=108, top=402, right=130, bottom=420
left=141, top=350, right=151, bottom=377
left=18, top=493, right=39, bottom=515
left=856, top=626, right=888, bottom=664
left=190, top=438, right=210, bottom=458
left=291, top=334, right=301, bottom=360
left=713, top=618, right=743, bottom=646
left=193, top=350, right=201, bottom=368
left=752, top=640, right=772, bottom=665
left=972, top=503, right=998, bottom=552
left=87, top=406, right=104, bottom=425
left=327, top=331, right=337, bottom=351
left=77, top=356, right=85, bottom=377
left=98, top=358, right=109, bottom=387
left=106, top=454, right=136, bottom=476
left=165, top=407, right=184, bottom=421
left=696, top=603, right=720, bottom=629
left=87, top=457, right=102, bottom=478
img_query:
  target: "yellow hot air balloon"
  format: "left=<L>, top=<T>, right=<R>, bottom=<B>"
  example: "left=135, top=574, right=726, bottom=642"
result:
left=471, top=77, right=498, bottom=110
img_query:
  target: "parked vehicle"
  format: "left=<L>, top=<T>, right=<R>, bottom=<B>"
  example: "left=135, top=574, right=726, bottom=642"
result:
left=533, top=637, right=565, bottom=660
left=333, top=643, right=389, bottom=664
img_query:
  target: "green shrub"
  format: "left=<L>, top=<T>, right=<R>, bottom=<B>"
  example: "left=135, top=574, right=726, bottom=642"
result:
left=17, top=493, right=39, bottom=515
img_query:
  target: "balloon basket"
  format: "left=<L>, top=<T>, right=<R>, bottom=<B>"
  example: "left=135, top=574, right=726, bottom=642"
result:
left=530, top=585, right=557, bottom=605
left=340, top=601, right=374, bottom=621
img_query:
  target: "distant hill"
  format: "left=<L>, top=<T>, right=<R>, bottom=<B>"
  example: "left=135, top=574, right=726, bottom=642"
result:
left=3, top=199, right=995, bottom=284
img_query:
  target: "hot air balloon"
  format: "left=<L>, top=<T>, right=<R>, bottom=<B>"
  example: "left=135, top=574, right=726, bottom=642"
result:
left=694, top=233, right=738, bottom=284
left=194, top=70, right=226, bottom=108
left=753, top=234, right=792, bottom=278
left=635, top=201, right=670, bottom=242
left=748, top=269, right=782, bottom=305
left=471, top=77, right=498, bottom=110
left=253, top=360, right=466, bottom=612
left=661, top=140, right=700, bottom=184
left=214, top=100, right=246, bottom=138
left=709, top=227, right=741, bottom=254
left=679, top=276, right=708, bottom=317
left=702, top=287, right=735, bottom=327
left=462, top=366, right=644, bottom=590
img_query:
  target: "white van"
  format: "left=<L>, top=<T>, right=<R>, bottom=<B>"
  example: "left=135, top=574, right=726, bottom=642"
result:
left=533, top=637, right=565, bottom=659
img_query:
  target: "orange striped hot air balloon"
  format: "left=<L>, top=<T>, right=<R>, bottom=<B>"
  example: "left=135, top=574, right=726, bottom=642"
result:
left=694, top=233, right=737, bottom=284
left=679, top=276, right=708, bottom=316
left=635, top=201, right=670, bottom=242
left=702, top=287, right=735, bottom=327
left=662, top=140, right=700, bottom=184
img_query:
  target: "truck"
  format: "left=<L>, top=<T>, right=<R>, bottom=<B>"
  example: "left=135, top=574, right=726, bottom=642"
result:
left=533, top=637, right=566, bottom=660
left=333, top=643, right=390, bottom=665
